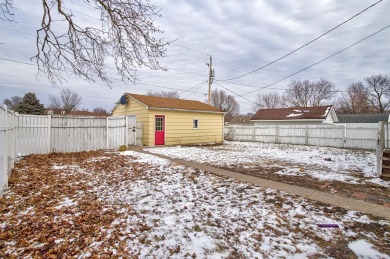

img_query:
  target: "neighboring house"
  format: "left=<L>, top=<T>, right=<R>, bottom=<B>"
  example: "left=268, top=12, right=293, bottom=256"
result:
left=45, top=109, right=108, bottom=117
left=337, top=113, right=390, bottom=123
left=112, top=93, right=224, bottom=146
left=251, top=105, right=338, bottom=126
left=67, top=111, right=109, bottom=117
left=228, top=116, right=254, bottom=126
left=45, top=108, right=66, bottom=115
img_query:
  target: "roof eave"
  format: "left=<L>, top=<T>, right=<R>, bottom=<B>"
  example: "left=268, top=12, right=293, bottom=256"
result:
left=251, top=119, right=324, bottom=122
left=149, top=107, right=225, bottom=114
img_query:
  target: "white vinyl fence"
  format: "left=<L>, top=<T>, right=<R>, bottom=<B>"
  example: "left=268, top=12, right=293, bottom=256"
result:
left=225, top=124, right=380, bottom=150
left=1, top=111, right=143, bottom=196
left=0, top=105, right=16, bottom=196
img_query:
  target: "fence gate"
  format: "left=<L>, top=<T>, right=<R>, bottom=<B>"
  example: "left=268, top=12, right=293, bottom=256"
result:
left=127, top=115, right=136, bottom=145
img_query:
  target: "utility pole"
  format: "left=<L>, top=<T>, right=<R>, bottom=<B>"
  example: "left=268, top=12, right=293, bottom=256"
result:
left=207, top=55, right=215, bottom=105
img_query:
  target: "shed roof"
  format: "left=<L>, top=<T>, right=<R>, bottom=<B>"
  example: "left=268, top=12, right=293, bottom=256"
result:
left=125, top=93, right=222, bottom=112
left=337, top=113, right=389, bottom=123
left=251, top=105, right=333, bottom=121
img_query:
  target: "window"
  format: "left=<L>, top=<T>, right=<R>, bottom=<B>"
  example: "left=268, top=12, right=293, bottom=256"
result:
left=155, top=117, right=163, bottom=131
left=193, top=119, right=198, bottom=129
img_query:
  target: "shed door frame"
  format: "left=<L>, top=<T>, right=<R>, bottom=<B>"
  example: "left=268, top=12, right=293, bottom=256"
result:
left=154, top=115, right=165, bottom=145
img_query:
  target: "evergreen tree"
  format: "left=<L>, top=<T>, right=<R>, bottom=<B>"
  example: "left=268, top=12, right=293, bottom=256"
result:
left=15, top=92, right=45, bottom=115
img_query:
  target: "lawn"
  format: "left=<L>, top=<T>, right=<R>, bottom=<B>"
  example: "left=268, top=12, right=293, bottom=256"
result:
left=0, top=148, right=389, bottom=258
left=147, top=141, right=390, bottom=205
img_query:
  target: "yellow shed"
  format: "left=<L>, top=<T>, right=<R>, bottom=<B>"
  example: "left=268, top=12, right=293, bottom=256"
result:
left=112, top=93, right=225, bottom=146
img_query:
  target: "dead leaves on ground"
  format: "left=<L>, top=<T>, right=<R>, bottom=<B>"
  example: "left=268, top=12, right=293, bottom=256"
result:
left=0, top=151, right=144, bottom=258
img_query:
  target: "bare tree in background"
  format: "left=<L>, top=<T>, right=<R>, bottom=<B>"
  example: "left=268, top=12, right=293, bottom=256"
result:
left=336, top=82, right=371, bottom=114
left=49, top=88, right=82, bottom=113
left=3, top=95, right=22, bottom=110
left=0, top=0, right=167, bottom=86
left=364, top=74, right=390, bottom=113
left=210, top=89, right=240, bottom=122
left=146, top=90, right=180, bottom=99
left=312, top=78, right=336, bottom=106
left=252, top=92, right=283, bottom=111
left=284, top=78, right=335, bottom=107
left=93, top=107, right=109, bottom=114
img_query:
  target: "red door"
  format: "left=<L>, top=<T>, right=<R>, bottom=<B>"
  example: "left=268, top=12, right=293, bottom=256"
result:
left=155, top=115, right=165, bottom=145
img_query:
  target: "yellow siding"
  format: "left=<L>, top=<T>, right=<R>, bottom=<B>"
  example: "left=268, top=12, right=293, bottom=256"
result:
left=148, top=110, right=224, bottom=146
left=112, top=98, right=224, bottom=146
left=112, top=99, right=151, bottom=145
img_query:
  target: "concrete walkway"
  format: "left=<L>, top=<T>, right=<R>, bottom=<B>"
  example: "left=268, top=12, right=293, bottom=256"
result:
left=128, top=146, right=390, bottom=221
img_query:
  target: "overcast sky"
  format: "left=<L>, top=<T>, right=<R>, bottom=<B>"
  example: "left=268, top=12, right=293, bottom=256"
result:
left=0, top=0, right=389, bottom=114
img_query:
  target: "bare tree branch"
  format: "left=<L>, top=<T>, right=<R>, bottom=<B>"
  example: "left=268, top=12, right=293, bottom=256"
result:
left=48, top=88, right=82, bottom=113
left=0, top=0, right=14, bottom=21
left=252, top=92, right=283, bottom=111
left=284, top=78, right=335, bottom=107
left=146, top=90, right=180, bottom=99
left=14, top=0, right=169, bottom=87
left=335, top=82, right=372, bottom=114
left=363, top=74, right=390, bottom=113
left=210, top=89, right=240, bottom=122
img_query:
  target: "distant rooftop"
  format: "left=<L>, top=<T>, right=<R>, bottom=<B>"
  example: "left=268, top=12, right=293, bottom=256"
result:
left=337, top=113, right=389, bottom=123
left=251, top=105, right=333, bottom=121
left=229, top=116, right=254, bottom=125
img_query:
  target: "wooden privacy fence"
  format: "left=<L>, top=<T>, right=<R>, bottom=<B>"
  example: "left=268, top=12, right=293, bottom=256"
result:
left=224, top=124, right=379, bottom=150
left=0, top=111, right=143, bottom=196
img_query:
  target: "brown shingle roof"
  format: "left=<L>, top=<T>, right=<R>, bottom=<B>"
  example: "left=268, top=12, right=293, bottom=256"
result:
left=67, top=111, right=109, bottom=117
left=251, top=105, right=333, bottom=121
left=229, top=116, right=254, bottom=125
left=126, top=93, right=222, bottom=112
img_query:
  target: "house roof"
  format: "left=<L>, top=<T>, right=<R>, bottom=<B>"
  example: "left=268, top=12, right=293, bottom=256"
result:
left=125, top=93, right=222, bottom=113
left=229, top=116, right=254, bottom=125
left=337, top=113, right=389, bottom=123
left=251, top=105, right=333, bottom=121
left=67, top=111, right=109, bottom=117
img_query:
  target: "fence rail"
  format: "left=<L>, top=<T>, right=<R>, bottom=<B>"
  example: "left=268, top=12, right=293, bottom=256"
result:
left=1, top=111, right=142, bottom=196
left=225, top=124, right=379, bottom=150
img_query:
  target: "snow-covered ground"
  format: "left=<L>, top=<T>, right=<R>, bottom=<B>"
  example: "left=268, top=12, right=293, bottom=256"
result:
left=1, top=150, right=389, bottom=258
left=147, top=141, right=387, bottom=186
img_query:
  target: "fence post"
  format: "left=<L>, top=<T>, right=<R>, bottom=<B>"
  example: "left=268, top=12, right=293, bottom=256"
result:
left=47, top=115, right=51, bottom=153
left=2, top=105, right=8, bottom=187
left=125, top=116, right=128, bottom=147
left=343, top=125, right=347, bottom=148
left=376, top=121, right=385, bottom=177
left=106, top=117, right=109, bottom=149
left=252, top=127, right=255, bottom=142
left=275, top=125, right=279, bottom=144
left=305, top=125, right=308, bottom=145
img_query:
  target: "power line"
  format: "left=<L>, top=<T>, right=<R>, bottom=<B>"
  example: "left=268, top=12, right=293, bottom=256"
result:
left=171, top=43, right=209, bottom=56
left=0, top=57, right=37, bottom=66
left=167, top=68, right=206, bottom=78
left=183, top=81, right=207, bottom=99
left=214, top=81, right=257, bottom=105
left=220, top=0, right=383, bottom=81
left=240, top=24, right=390, bottom=96
left=0, top=25, right=35, bottom=36
left=171, top=43, right=243, bottom=70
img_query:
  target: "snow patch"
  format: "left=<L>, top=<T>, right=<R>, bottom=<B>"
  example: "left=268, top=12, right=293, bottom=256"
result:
left=322, top=106, right=330, bottom=117
left=286, top=113, right=303, bottom=117
left=348, top=239, right=390, bottom=259
left=365, top=178, right=389, bottom=188
left=55, top=197, right=78, bottom=209
left=121, top=150, right=171, bottom=166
